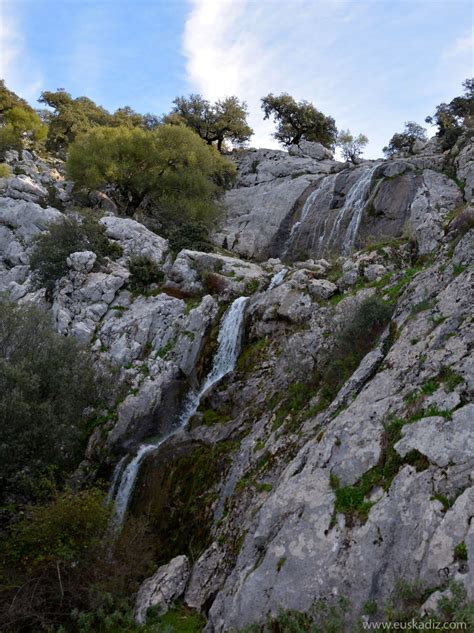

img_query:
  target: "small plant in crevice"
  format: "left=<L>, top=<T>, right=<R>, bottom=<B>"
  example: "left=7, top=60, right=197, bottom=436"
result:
left=128, top=255, right=164, bottom=293
left=329, top=416, right=429, bottom=527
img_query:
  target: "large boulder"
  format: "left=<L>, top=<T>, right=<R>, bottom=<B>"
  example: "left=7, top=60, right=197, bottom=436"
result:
left=100, top=216, right=169, bottom=265
left=135, top=555, right=190, bottom=623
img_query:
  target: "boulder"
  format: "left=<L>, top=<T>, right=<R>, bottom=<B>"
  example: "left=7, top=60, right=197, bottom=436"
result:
left=135, top=555, right=190, bottom=623
left=288, top=141, right=334, bottom=161
left=100, top=216, right=169, bottom=265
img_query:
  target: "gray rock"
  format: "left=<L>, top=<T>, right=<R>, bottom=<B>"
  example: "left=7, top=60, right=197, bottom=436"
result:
left=364, top=264, right=386, bottom=282
left=288, top=141, right=334, bottom=161
left=307, top=279, right=337, bottom=299
left=185, top=542, right=227, bottom=611
left=135, top=555, right=190, bottom=623
left=395, top=404, right=474, bottom=467
left=100, top=216, right=169, bottom=265
left=67, top=250, right=97, bottom=273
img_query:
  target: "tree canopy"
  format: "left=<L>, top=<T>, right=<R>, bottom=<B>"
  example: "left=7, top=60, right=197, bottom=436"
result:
left=261, top=93, right=337, bottom=148
left=166, top=94, right=253, bottom=151
left=0, top=302, right=109, bottom=508
left=383, top=121, right=427, bottom=158
left=0, top=81, right=47, bottom=156
left=425, top=78, right=474, bottom=150
left=337, top=129, right=368, bottom=163
left=66, top=124, right=236, bottom=248
left=38, top=89, right=158, bottom=153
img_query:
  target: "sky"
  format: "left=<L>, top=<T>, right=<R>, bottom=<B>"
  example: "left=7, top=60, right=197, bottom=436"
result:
left=0, top=0, right=472, bottom=158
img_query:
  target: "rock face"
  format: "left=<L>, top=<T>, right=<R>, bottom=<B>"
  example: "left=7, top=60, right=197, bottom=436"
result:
left=215, top=146, right=465, bottom=262
left=1, top=139, right=474, bottom=631
left=135, top=555, right=190, bottom=623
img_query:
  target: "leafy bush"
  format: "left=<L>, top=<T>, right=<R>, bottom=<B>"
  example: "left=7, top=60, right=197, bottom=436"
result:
left=337, top=129, right=368, bottom=163
left=29, top=212, right=120, bottom=294
left=320, top=296, right=394, bottom=402
left=425, top=78, right=474, bottom=150
left=67, top=124, right=235, bottom=212
left=0, top=81, right=47, bottom=157
left=0, top=490, right=156, bottom=632
left=0, top=302, right=109, bottom=508
left=128, top=255, right=164, bottom=293
left=0, top=162, right=12, bottom=178
left=383, top=121, right=427, bottom=158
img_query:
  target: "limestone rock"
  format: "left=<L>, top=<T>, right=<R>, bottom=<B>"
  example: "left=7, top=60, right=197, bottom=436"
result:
left=395, top=404, right=474, bottom=468
left=288, top=141, right=334, bottom=161
left=100, top=216, right=169, bottom=265
left=135, top=555, right=190, bottom=623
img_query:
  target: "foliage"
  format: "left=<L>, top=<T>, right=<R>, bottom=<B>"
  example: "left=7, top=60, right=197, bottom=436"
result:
left=0, top=489, right=156, bottom=632
left=0, top=80, right=31, bottom=114
left=0, top=162, right=12, bottom=178
left=66, top=125, right=236, bottom=242
left=261, top=93, right=337, bottom=148
left=320, top=297, right=394, bottom=402
left=336, top=129, right=368, bottom=163
left=0, top=81, right=47, bottom=156
left=383, top=121, right=427, bottom=157
left=128, top=255, right=164, bottom=293
left=0, top=302, right=111, bottom=511
left=131, top=441, right=237, bottom=566
left=426, top=78, right=474, bottom=150
left=330, top=417, right=429, bottom=525
left=39, top=89, right=157, bottom=153
left=29, top=212, right=120, bottom=294
left=167, top=94, right=253, bottom=151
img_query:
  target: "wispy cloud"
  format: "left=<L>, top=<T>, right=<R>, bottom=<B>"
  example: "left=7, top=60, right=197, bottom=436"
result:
left=183, top=0, right=472, bottom=158
left=0, top=2, right=42, bottom=102
left=442, top=29, right=473, bottom=59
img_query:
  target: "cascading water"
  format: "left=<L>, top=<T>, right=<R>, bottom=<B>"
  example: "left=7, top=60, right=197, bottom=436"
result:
left=326, top=164, right=378, bottom=254
left=281, top=175, right=336, bottom=259
left=109, top=295, right=249, bottom=530
left=267, top=268, right=288, bottom=290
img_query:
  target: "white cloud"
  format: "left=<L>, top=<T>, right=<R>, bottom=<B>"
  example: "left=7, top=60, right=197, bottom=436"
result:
left=443, top=30, right=473, bottom=59
left=0, top=3, right=42, bottom=102
left=182, top=0, right=473, bottom=158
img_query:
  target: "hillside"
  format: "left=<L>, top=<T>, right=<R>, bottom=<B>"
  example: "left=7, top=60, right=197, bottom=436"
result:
left=0, top=110, right=473, bottom=631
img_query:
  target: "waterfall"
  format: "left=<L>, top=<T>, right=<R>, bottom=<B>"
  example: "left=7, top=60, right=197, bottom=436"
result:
left=267, top=268, right=288, bottom=290
left=109, top=295, right=249, bottom=530
left=281, top=175, right=336, bottom=259
left=327, top=165, right=378, bottom=254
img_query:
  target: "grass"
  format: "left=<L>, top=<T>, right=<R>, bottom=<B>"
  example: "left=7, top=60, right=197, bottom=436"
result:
left=237, top=337, right=270, bottom=374
left=454, top=542, right=467, bottom=561
left=330, top=417, right=430, bottom=526
left=147, top=601, right=205, bottom=632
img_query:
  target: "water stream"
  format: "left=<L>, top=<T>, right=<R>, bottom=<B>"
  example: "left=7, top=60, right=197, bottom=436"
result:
left=109, top=295, right=249, bottom=530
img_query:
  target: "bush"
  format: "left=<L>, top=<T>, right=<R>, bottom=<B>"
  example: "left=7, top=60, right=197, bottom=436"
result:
left=383, top=121, right=427, bottom=158
left=0, top=490, right=156, bottom=632
left=0, top=302, right=108, bottom=509
left=320, top=297, right=394, bottom=402
left=261, top=93, right=337, bottom=148
left=0, top=162, right=12, bottom=178
left=66, top=124, right=235, bottom=216
left=29, top=212, right=120, bottom=294
left=129, top=255, right=164, bottom=293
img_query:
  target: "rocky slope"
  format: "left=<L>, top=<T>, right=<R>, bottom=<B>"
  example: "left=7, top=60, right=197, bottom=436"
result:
left=0, top=134, right=473, bottom=631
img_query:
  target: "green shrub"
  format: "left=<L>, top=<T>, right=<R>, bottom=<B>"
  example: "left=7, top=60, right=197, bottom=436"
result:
left=29, top=212, right=120, bottom=294
left=0, top=302, right=111, bottom=509
left=0, top=490, right=156, bottom=632
left=321, top=297, right=394, bottom=402
left=0, top=162, right=12, bottom=178
left=129, top=255, right=164, bottom=293
left=66, top=125, right=235, bottom=230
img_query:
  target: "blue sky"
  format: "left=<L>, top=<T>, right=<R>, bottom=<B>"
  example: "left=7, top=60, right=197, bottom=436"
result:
left=1, top=0, right=472, bottom=157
